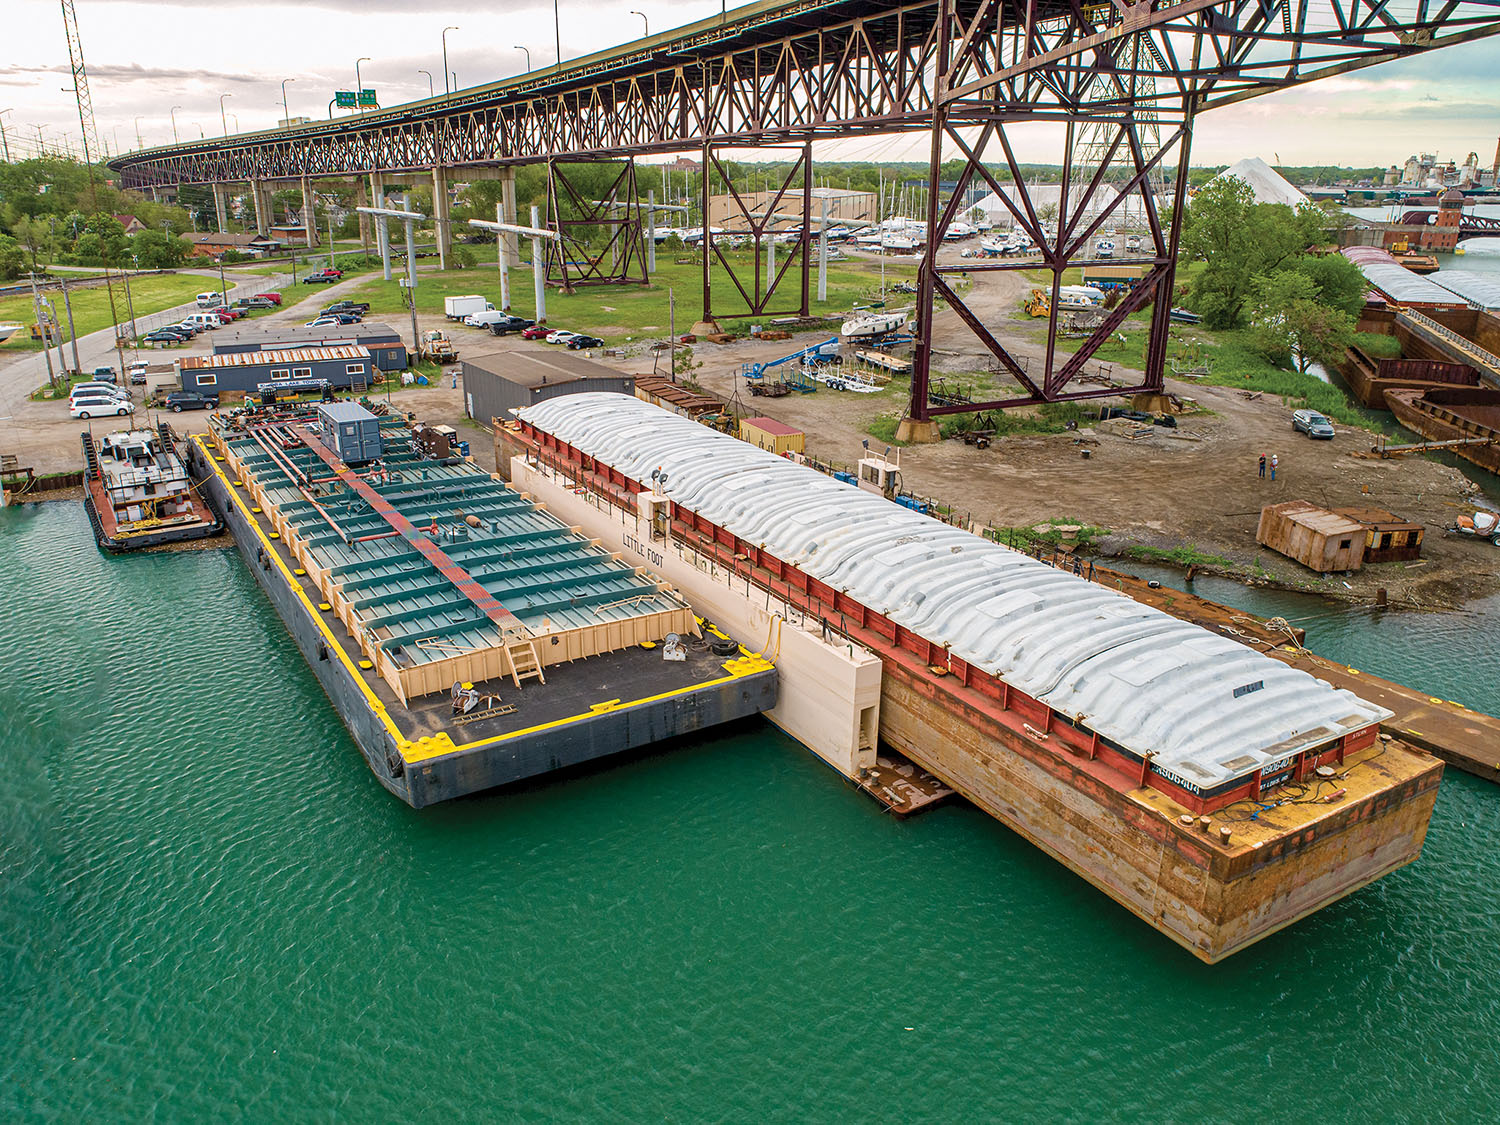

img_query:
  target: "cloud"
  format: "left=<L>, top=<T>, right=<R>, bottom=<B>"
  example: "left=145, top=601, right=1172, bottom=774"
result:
left=1, top=62, right=273, bottom=86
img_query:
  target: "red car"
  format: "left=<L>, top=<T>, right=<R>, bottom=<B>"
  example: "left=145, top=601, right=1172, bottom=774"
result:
left=211, top=307, right=239, bottom=322
left=318, top=267, right=344, bottom=279
left=520, top=324, right=553, bottom=340
left=260, top=291, right=283, bottom=305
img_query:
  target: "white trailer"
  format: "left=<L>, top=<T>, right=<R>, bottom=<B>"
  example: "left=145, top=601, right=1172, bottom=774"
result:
left=443, top=295, right=494, bottom=320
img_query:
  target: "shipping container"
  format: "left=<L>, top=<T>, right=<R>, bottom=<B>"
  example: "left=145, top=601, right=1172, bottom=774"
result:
left=316, top=401, right=384, bottom=464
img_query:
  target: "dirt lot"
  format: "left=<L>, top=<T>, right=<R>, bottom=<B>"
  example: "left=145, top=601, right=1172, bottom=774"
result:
left=7, top=253, right=1497, bottom=610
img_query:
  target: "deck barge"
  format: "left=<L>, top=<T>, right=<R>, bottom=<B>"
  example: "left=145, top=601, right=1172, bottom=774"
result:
left=190, top=401, right=776, bottom=807
left=503, top=393, right=1444, bottom=963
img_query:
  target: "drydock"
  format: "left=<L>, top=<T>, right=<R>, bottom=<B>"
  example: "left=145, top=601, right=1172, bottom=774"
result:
left=501, top=393, right=1443, bottom=963
left=190, top=400, right=776, bottom=807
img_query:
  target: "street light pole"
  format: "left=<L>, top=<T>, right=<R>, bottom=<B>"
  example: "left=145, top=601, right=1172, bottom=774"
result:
left=219, top=93, right=232, bottom=137
left=442, top=27, right=459, bottom=95
left=170, top=105, right=181, bottom=144
left=629, top=10, right=648, bottom=36
left=0, top=109, right=11, bottom=162
left=419, top=69, right=434, bottom=98
left=554, top=2, right=562, bottom=66
left=133, top=115, right=144, bottom=149
left=281, top=78, right=295, bottom=126
left=515, top=46, right=531, bottom=72
left=355, top=57, right=371, bottom=113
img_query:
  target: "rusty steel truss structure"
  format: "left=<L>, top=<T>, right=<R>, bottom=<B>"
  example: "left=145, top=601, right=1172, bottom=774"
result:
left=111, top=0, right=1500, bottom=416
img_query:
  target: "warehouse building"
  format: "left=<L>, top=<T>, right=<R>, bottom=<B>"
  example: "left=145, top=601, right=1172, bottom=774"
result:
left=214, top=322, right=409, bottom=372
left=178, top=346, right=376, bottom=396
left=461, top=351, right=633, bottom=426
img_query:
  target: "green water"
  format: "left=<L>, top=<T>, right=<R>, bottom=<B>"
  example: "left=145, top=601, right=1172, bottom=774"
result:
left=6, top=503, right=1500, bottom=1122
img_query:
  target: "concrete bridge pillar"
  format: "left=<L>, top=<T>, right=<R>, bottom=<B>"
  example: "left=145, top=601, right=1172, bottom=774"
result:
left=300, top=177, right=317, bottom=248
left=432, top=164, right=452, bottom=270
left=212, top=182, right=230, bottom=234
left=251, top=180, right=270, bottom=235
left=355, top=179, right=370, bottom=257
left=371, top=171, right=392, bottom=281
left=501, top=166, right=520, bottom=268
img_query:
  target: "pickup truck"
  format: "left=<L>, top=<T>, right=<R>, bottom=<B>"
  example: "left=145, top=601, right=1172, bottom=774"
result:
left=322, top=300, right=371, bottom=316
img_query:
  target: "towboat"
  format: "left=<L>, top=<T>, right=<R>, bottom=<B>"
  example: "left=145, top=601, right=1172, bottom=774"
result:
left=82, top=425, right=222, bottom=552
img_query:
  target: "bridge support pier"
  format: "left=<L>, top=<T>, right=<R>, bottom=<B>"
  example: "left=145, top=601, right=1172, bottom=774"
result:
left=355, top=179, right=370, bottom=257
left=371, top=171, right=392, bottom=281
left=432, top=165, right=452, bottom=270
left=902, top=5, right=1195, bottom=439
left=212, top=183, right=229, bottom=234
left=300, top=177, right=317, bottom=248
left=544, top=158, right=648, bottom=294
left=500, top=167, right=520, bottom=268
left=250, top=181, right=269, bottom=235
left=697, top=140, right=812, bottom=334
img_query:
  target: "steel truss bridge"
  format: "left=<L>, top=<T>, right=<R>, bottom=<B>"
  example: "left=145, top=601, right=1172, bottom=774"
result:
left=111, top=0, right=1500, bottom=429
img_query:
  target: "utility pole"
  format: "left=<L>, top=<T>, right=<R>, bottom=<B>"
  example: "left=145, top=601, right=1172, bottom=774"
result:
left=29, top=273, right=56, bottom=387
left=59, top=274, right=82, bottom=372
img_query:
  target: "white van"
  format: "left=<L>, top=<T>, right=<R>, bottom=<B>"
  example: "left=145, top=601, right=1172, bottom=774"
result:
left=196, top=291, right=225, bottom=309
left=186, top=311, right=224, bottom=330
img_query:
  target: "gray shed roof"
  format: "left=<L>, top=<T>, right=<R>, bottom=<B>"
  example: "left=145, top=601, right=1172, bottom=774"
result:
left=1428, top=269, right=1500, bottom=310
left=517, top=392, right=1391, bottom=792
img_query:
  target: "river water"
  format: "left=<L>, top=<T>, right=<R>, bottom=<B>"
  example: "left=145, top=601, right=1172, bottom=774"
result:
left=4, top=502, right=1499, bottom=1122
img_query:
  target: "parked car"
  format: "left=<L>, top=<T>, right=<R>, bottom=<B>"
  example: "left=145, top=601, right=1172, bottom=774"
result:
left=259, top=291, right=283, bottom=305
left=566, top=335, right=604, bottom=350
left=486, top=316, right=536, bottom=336
left=195, top=291, right=225, bottom=309
left=305, top=316, right=343, bottom=328
left=328, top=312, right=362, bottom=324
left=211, top=307, right=239, bottom=322
left=1292, top=409, right=1335, bottom=439
left=322, top=300, right=369, bottom=315
left=127, top=361, right=150, bottom=385
left=71, top=383, right=129, bottom=401
left=89, top=366, right=118, bottom=383
left=520, top=324, right=552, bottom=340
left=144, top=328, right=189, bottom=344
left=247, top=296, right=277, bottom=309
left=302, top=273, right=339, bottom=285
left=545, top=330, right=579, bottom=345
left=164, top=391, right=219, bottom=412
left=70, top=397, right=134, bottom=419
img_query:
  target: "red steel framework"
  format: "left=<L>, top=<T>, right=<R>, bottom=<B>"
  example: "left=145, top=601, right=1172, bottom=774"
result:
left=545, top=159, right=651, bottom=292
left=109, top=0, right=1500, bottom=413
left=701, top=143, right=814, bottom=324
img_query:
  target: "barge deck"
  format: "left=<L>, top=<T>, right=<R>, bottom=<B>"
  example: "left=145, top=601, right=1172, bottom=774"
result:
left=192, top=402, right=776, bottom=807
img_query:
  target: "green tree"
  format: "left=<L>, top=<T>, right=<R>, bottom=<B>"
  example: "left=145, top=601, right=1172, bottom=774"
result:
left=10, top=215, right=55, bottom=271
left=1248, top=270, right=1356, bottom=375
left=130, top=229, right=190, bottom=269
left=1178, top=176, right=1320, bottom=328
left=1288, top=252, right=1366, bottom=318
left=0, top=234, right=26, bottom=280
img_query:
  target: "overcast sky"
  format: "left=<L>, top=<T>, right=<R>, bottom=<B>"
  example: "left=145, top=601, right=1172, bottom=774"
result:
left=4, top=1, right=1498, bottom=171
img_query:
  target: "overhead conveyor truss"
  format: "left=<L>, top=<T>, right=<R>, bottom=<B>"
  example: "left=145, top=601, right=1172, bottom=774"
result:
left=212, top=410, right=697, bottom=703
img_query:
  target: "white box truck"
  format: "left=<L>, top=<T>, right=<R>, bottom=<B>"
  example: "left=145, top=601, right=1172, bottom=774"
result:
left=444, top=295, right=494, bottom=320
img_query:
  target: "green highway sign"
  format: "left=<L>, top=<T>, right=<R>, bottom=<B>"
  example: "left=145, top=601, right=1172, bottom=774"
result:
left=335, top=90, right=357, bottom=108
left=358, top=89, right=378, bottom=106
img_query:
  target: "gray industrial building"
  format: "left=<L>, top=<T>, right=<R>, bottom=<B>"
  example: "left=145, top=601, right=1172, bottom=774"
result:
left=461, top=352, right=634, bottom=426
left=179, top=346, right=376, bottom=395
left=213, top=322, right=409, bottom=371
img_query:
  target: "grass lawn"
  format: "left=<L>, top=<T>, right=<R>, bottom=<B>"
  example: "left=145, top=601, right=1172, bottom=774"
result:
left=343, top=253, right=919, bottom=339
left=1, top=275, right=208, bottom=353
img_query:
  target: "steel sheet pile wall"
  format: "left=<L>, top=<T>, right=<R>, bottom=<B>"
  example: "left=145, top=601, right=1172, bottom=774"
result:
left=518, top=393, right=1392, bottom=796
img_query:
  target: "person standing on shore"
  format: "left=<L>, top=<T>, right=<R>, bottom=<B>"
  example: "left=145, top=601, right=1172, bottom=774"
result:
left=1270, top=453, right=1278, bottom=481
left=1259, top=453, right=1266, bottom=478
